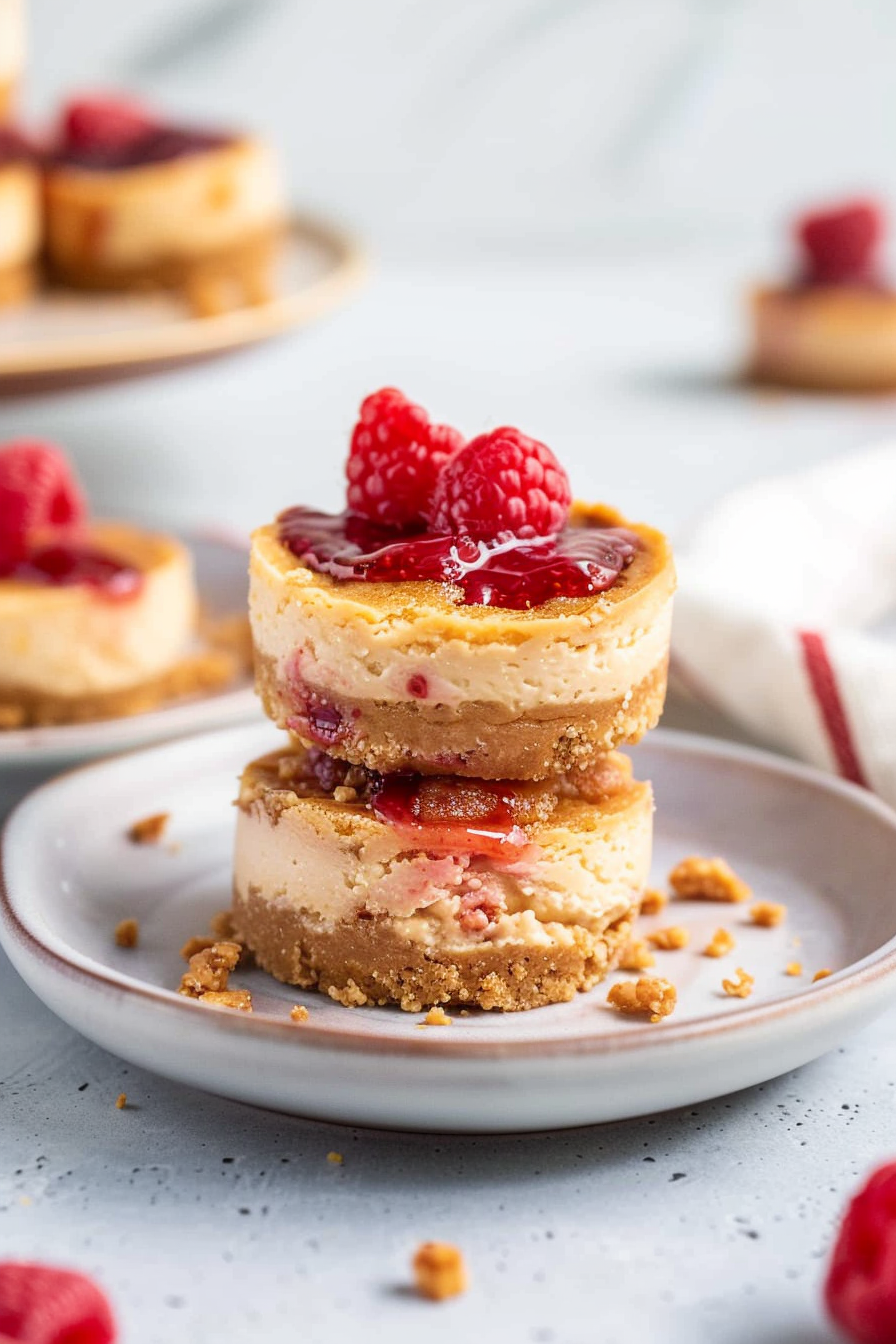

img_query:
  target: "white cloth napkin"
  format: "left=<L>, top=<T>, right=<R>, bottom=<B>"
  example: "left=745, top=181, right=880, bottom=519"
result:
left=672, top=442, right=896, bottom=807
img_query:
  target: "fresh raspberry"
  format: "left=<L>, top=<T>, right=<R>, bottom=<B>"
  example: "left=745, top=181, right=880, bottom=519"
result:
left=61, top=95, right=154, bottom=154
left=346, top=388, right=464, bottom=528
left=429, top=427, right=571, bottom=540
left=0, top=1262, right=116, bottom=1343
left=797, top=199, right=884, bottom=284
left=0, top=441, right=87, bottom=567
left=825, top=1160, right=896, bottom=1343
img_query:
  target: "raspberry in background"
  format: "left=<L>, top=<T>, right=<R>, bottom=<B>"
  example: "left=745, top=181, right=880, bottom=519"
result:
left=825, top=1160, right=896, bottom=1344
left=0, top=441, right=87, bottom=568
left=0, top=1262, right=116, bottom=1343
left=429, top=426, right=571, bottom=540
left=61, top=95, right=154, bottom=153
left=797, top=200, right=884, bottom=285
left=346, top=388, right=464, bottom=528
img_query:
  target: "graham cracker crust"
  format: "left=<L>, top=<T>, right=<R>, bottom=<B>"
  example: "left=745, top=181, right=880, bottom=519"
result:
left=255, top=652, right=668, bottom=780
left=232, top=885, right=637, bottom=1012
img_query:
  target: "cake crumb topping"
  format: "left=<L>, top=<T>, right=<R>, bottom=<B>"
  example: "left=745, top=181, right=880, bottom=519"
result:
left=647, top=925, right=690, bottom=951
left=127, top=811, right=170, bottom=845
left=412, top=1242, right=468, bottom=1301
left=114, top=918, right=139, bottom=949
left=607, top=977, right=677, bottom=1022
left=785, top=961, right=803, bottom=976
left=750, top=901, right=787, bottom=928
left=703, top=928, right=735, bottom=959
left=640, top=888, right=668, bottom=916
left=813, top=967, right=833, bottom=982
left=669, top=856, right=750, bottom=903
left=722, top=967, right=755, bottom=999
left=618, top=939, right=655, bottom=972
left=199, top=989, right=253, bottom=1012
left=290, top=1005, right=310, bottom=1022
left=421, top=1006, right=452, bottom=1027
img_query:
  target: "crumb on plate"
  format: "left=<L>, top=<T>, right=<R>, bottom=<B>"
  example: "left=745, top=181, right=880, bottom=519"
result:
left=722, top=967, right=755, bottom=999
left=412, top=1242, right=468, bottom=1301
left=290, top=1005, right=310, bottom=1023
left=178, top=941, right=242, bottom=998
left=703, top=927, right=735, bottom=959
left=669, top=856, right=750, bottom=903
left=420, top=1006, right=452, bottom=1027
left=180, top=934, right=217, bottom=961
left=785, top=961, right=803, bottom=976
left=198, top=989, right=253, bottom=1012
left=127, top=812, right=170, bottom=845
left=647, top=925, right=690, bottom=951
left=750, top=901, right=787, bottom=928
left=640, top=888, right=668, bottom=916
left=607, top=977, right=677, bottom=1023
left=114, top=918, right=139, bottom=949
left=813, top=968, right=833, bottom=982
left=618, top=939, right=655, bottom=972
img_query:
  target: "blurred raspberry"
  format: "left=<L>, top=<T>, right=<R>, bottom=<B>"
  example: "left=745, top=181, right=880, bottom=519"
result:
left=428, top=426, right=571, bottom=540
left=797, top=200, right=884, bottom=284
left=61, top=95, right=154, bottom=153
left=0, top=440, right=86, bottom=567
left=346, top=388, right=464, bottom=528
left=825, top=1160, right=896, bottom=1344
left=0, top=1261, right=116, bottom=1343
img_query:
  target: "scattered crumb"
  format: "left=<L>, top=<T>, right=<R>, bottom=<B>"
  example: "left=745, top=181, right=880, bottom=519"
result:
left=327, top=979, right=368, bottom=1008
left=114, top=918, right=139, bottom=949
left=327, top=1151, right=343, bottom=1165
left=127, top=812, right=170, bottom=845
left=210, top=909, right=237, bottom=940
left=290, top=1005, right=310, bottom=1023
left=180, top=934, right=216, bottom=961
left=669, top=856, right=750, bottom=903
left=813, top=968, right=833, bottom=982
left=618, top=939, right=655, bottom=972
left=412, top=1242, right=468, bottom=1301
left=115, top=1093, right=127, bottom=1110
left=199, top=989, right=253, bottom=1012
left=640, top=888, right=668, bottom=916
left=607, top=977, right=677, bottom=1023
left=750, top=901, right=787, bottom=928
left=647, top=925, right=690, bottom=951
left=421, top=1006, right=452, bottom=1027
left=791, top=935, right=803, bottom=949
left=703, top=928, right=735, bottom=959
left=722, top=967, right=755, bottom=999
left=785, top=962, right=803, bottom=977
left=178, top=941, right=242, bottom=998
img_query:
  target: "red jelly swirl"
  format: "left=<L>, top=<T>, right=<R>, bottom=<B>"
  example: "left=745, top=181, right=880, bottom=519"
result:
left=2, top=543, right=143, bottom=599
left=278, top=508, right=637, bottom=610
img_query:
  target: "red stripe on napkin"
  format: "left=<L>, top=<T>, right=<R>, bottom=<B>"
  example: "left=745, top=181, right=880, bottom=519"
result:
left=798, top=630, right=868, bottom=787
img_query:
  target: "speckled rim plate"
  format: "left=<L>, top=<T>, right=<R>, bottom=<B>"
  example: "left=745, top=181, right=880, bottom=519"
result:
left=0, top=215, right=366, bottom=391
left=2, top=723, right=896, bottom=1132
left=0, top=529, right=260, bottom=770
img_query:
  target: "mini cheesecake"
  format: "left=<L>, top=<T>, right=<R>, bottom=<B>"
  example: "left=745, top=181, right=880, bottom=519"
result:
left=250, top=501, right=674, bottom=780
left=233, top=746, right=652, bottom=1011
left=0, top=0, right=24, bottom=121
left=44, top=96, right=285, bottom=313
left=0, top=127, right=39, bottom=305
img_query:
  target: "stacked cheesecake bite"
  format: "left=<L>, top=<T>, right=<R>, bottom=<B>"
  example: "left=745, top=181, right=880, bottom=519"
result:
left=234, top=390, right=675, bottom=1011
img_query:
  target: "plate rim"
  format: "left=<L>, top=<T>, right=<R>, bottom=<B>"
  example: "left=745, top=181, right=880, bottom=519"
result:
left=4, top=725, right=896, bottom=1061
left=0, top=213, right=368, bottom=377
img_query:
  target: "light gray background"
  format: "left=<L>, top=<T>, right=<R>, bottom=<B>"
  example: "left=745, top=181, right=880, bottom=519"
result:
left=4, top=3, right=896, bottom=1340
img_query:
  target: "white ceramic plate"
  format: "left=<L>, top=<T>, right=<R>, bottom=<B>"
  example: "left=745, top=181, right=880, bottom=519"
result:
left=3, top=723, right=896, bottom=1134
left=0, top=531, right=259, bottom=773
left=0, top=216, right=366, bottom=393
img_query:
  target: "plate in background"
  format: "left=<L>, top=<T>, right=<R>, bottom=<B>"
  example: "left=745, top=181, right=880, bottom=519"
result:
left=3, top=724, right=896, bottom=1133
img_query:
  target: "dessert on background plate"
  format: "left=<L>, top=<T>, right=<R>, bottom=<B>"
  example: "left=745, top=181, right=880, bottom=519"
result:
left=0, top=126, right=39, bottom=306
left=43, top=94, right=286, bottom=315
left=233, top=388, right=674, bottom=1010
left=750, top=198, right=896, bottom=392
left=0, top=439, right=241, bottom=729
left=0, top=0, right=24, bottom=120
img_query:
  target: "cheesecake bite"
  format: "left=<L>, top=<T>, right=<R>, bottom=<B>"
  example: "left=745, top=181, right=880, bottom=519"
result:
left=750, top=198, right=896, bottom=392
left=44, top=95, right=285, bottom=313
left=0, top=126, right=39, bottom=305
left=251, top=389, right=675, bottom=780
left=233, top=745, right=651, bottom=1011
left=0, top=439, right=233, bottom=728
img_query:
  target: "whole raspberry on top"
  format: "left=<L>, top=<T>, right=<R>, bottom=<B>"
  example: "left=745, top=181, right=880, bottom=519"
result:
left=825, top=1160, right=896, bottom=1344
left=0, top=1261, right=117, bottom=1343
left=61, top=94, right=154, bottom=153
left=429, top=426, right=571, bottom=541
left=0, top=440, right=86, bottom=568
left=797, top=199, right=884, bottom=285
left=346, top=388, right=464, bottom=529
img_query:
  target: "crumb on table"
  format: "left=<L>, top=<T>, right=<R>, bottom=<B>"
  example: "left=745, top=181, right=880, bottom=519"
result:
left=669, top=856, right=750, bottom=903
left=618, top=939, right=655, bottom=972
left=813, top=968, right=833, bottom=982
left=722, top=967, right=755, bottom=999
left=421, top=1006, right=452, bottom=1027
left=785, top=961, right=803, bottom=977
left=290, top=1005, right=310, bottom=1023
left=327, top=1151, right=343, bottom=1165
left=703, top=927, right=735, bottom=959
left=127, top=812, right=170, bottom=845
left=198, top=989, right=253, bottom=1012
left=607, top=977, right=677, bottom=1023
left=114, top=918, right=139, bottom=949
left=647, top=925, right=690, bottom=951
left=412, top=1242, right=468, bottom=1301
left=178, top=941, right=242, bottom=998
left=640, top=888, right=668, bottom=916
left=750, top=901, right=787, bottom=928
left=115, top=1093, right=127, bottom=1110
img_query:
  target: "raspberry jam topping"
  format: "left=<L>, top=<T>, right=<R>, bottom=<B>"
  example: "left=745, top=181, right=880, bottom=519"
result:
left=371, top=773, right=531, bottom=859
left=278, top=507, right=637, bottom=610
left=55, top=96, right=231, bottom=171
left=2, top=543, right=142, bottom=598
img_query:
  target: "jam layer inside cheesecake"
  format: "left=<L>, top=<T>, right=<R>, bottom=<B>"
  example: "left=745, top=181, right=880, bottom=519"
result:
left=278, top=507, right=638, bottom=610
left=1, top=541, right=143, bottom=599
